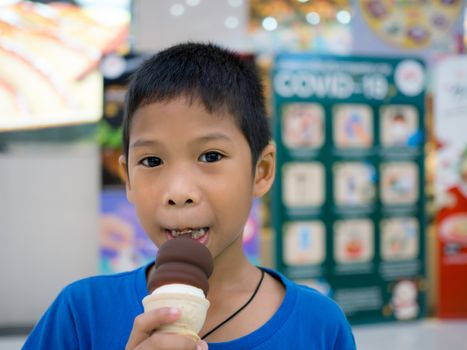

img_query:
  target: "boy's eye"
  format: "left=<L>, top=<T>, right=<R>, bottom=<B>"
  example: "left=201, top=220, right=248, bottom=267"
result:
left=199, top=151, right=223, bottom=163
left=140, top=156, right=162, bottom=167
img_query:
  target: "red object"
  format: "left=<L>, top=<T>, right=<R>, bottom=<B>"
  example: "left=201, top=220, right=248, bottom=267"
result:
left=436, top=186, right=467, bottom=318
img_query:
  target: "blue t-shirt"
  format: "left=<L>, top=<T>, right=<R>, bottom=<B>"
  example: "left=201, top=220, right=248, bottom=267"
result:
left=23, top=264, right=355, bottom=349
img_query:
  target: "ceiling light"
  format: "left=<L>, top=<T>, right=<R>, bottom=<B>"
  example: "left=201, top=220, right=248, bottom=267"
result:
left=228, top=0, right=243, bottom=7
left=336, top=10, right=351, bottom=24
left=170, top=4, right=185, bottom=17
left=262, top=16, right=278, bottom=31
left=225, top=16, right=239, bottom=29
left=306, top=12, right=320, bottom=25
left=186, top=0, right=201, bottom=6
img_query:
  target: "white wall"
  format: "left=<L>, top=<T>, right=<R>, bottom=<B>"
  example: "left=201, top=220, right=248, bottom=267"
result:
left=0, top=141, right=99, bottom=326
left=131, top=0, right=248, bottom=52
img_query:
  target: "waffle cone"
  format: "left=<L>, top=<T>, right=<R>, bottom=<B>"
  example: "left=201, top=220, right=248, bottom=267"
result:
left=142, top=292, right=210, bottom=341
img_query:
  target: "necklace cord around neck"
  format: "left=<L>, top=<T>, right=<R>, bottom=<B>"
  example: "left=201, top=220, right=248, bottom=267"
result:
left=200, top=268, right=265, bottom=340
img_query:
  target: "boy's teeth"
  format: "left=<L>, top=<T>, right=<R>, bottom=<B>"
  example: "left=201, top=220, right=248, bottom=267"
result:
left=170, top=228, right=207, bottom=238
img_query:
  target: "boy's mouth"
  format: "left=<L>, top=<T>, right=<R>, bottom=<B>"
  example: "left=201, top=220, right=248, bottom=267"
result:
left=166, top=227, right=209, bottom=241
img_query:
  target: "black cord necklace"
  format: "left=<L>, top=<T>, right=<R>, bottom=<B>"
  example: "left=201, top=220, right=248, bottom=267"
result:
left=200, top=268, right=265, bottom=340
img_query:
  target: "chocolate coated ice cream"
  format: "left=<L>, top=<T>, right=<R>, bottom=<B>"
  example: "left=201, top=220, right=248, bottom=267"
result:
left=148, top=235, right=213, bottom=296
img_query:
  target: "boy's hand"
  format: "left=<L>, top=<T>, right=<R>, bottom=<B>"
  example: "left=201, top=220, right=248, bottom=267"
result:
left=125, top=307, right=208, bottom=350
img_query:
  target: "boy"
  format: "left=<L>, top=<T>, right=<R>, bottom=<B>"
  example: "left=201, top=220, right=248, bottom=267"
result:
left=23, top=42, right=355, bottom=349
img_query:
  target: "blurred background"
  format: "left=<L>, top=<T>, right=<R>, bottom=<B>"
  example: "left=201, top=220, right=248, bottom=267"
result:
left=0, top=0, right=466, bottom=349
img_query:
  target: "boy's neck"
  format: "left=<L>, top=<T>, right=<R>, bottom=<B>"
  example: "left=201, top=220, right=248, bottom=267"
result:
left=200, top=236, right=281, bottom=343
left=208, top=237, right=258, bottom=295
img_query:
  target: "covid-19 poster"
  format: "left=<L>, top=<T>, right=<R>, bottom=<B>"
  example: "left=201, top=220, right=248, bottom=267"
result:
left=272, top=53, right=426, bottom=324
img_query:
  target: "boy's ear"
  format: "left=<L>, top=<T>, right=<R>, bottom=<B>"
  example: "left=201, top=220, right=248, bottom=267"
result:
left=253, top=142, right=276, bottom=197
left=118, top=155, right=133, bottom=203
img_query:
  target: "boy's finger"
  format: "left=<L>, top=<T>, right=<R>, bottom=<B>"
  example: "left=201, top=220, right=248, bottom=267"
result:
left=197, top=340, right=209, bottom=350
left=125, top=307, right=180, bottom=349
left=145, top=332, right=202, bottom=350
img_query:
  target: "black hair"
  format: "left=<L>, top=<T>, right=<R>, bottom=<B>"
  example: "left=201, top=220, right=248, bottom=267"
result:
left=122, top=42, right=271, bottom=169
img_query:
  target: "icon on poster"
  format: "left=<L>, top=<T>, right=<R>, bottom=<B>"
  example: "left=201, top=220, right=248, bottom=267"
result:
left=390, top=280, right=419, bottom=320
left=282, top=103, right=325, bottom=149
left=381, top=162, right=418, bottom=205
left=380, top=105, right=419, bottom=147
left=381, top=218, right=419, bottom=261
left=283, top=221, right=325, bottom=265
left=333, top=104, right=373, bottom=149
left=282, top=162, right=325, bottom=207
left=334, top=219, right=374, bottom=263
left=334, top=162, right=376, bottom=207
left=394, top=60, right=425, bottom=96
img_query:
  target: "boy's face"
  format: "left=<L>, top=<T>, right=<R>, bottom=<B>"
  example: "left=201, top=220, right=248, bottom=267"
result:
left=120, top=98, right=275, bottom=260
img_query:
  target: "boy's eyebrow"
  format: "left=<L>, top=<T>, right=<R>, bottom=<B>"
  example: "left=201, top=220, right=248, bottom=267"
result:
left=193, top=133, right=233, bottom=144
left=130, top=139, right=162, bottom=149
left=130, top=133, right=233, bottom=149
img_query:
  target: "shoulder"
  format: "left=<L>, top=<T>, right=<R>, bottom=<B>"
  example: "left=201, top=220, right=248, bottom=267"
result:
left=61, top=266, right=140, bottom=298
left=264, top=268, right=355, bottom=348
left=295, top=282, right=343, bottom=314
left=40, top=266, right=146, bottom=321
left=22, top=265, right=149, bottom=349
left=65, top=265, right=144, bottom=293
left=265, top=268, right=344, bottom=316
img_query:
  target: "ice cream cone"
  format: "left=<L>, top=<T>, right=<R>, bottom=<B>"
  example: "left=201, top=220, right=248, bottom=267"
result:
left=142, top=291, right=210, bottom=341
left=144, top=236, right=213, bottom=340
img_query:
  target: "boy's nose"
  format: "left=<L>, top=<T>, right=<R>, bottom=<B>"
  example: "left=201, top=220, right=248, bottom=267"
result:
left=167, top=197, right=195, bottom=206
left=163, top=177, right=200, bottom=207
